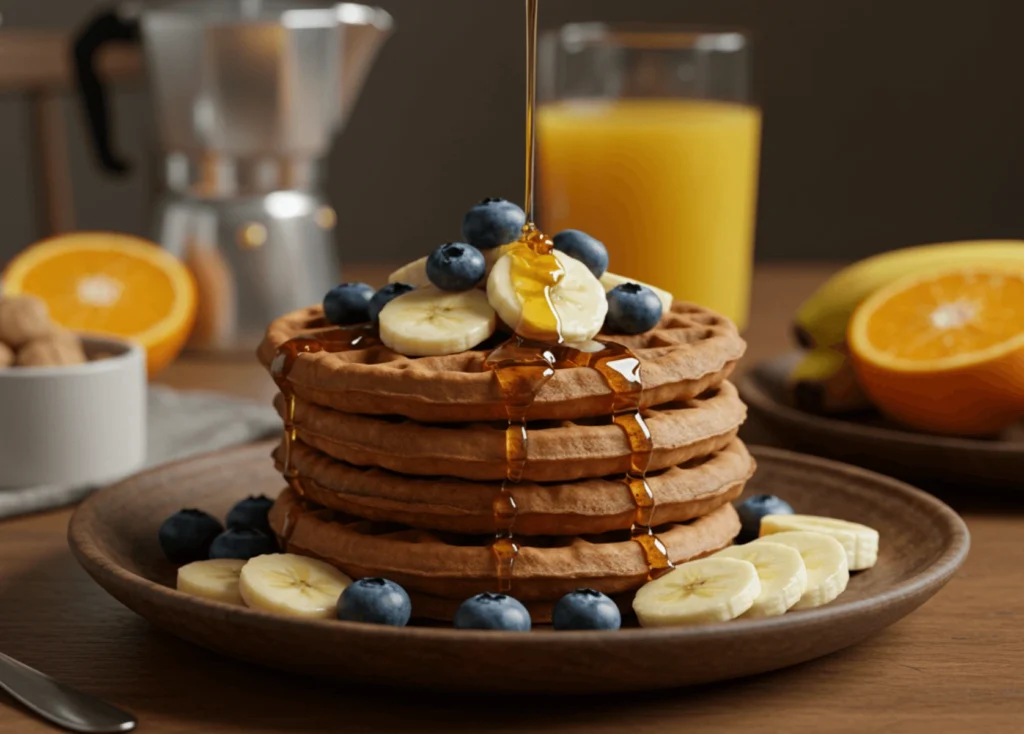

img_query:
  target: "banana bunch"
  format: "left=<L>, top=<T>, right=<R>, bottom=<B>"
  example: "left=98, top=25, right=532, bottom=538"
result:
left=790, top=240, right=1024, bottom=413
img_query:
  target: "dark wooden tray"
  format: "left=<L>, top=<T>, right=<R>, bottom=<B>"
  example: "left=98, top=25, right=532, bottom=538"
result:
left=737, top=353, right=1024, bottom=489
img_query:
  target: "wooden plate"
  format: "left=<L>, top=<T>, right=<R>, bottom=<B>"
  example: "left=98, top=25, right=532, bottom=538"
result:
left=68, top=441, right=968, bottom=693
left=738, top=352, right=1024, bottom=488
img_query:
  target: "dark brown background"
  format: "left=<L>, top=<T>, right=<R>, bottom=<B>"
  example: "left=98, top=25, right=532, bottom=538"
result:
left=1, top=0, right=1022, bottom=264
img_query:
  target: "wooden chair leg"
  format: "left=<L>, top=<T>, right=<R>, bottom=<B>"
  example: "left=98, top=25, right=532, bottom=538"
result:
left=27, top=89, right=75, bottom=236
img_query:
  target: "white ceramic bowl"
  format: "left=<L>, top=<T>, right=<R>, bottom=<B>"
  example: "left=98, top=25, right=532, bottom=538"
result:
left=0, top=336, right=146, bottom=488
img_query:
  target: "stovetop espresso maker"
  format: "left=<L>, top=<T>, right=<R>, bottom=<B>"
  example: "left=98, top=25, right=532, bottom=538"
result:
left=74, top=1, right=393, bottom=349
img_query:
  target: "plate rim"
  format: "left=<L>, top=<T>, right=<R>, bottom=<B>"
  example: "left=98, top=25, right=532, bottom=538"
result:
left=67, top=441, right=971, bottom=648
left=737, top=352, right=1024, bottom=458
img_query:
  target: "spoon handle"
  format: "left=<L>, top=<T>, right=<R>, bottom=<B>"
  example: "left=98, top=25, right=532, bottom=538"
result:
left=0, top=651, right=136, bottom=733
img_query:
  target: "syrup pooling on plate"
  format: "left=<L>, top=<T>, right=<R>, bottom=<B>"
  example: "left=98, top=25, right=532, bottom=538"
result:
left=483, top=337, right=558, bottom=592
left=270, top=322, right=379, bottom=542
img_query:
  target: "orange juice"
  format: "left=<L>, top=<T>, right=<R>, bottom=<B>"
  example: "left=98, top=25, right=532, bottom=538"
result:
left=537, top=99, right=762, bottom=329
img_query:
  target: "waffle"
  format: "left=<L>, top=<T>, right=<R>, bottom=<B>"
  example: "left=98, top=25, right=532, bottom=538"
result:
left=275, top=438, right=754, bottom=536
left=275, top=381, right=746, bottom=482
left=257, top=301, right=745, bottom=423
left=270, top=487, right=741, bottom=622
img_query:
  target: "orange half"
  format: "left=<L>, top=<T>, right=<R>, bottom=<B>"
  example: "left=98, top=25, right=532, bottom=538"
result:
left=848, top=267, right=1024, bottom=435
left=2, top=232, right=197, bottom=376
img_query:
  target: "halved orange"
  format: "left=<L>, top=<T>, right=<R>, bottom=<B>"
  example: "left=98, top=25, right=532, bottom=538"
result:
left=2, top=232, right=197, bottom=377
left=848, top=267, right=1024, bottom=435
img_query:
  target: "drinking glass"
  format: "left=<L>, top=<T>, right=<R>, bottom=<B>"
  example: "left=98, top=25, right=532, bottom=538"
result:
left=537, top=25, right=760, bottom=329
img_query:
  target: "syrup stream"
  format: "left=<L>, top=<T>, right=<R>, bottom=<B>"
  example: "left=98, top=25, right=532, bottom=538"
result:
left=481, top=0, right=672, bottom=593
left=524, top=0, right=540, bottom=221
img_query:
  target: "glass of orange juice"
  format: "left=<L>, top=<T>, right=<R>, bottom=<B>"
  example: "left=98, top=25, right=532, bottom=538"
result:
left=537, top=25, right=761, bottom=330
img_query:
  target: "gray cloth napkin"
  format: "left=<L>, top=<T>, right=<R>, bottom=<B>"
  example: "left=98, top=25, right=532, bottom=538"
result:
left=0, top=386, right=280, bottom=519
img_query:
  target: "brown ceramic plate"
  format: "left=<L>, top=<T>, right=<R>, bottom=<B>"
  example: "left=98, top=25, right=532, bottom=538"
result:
left=737, top=352, right=1024, bottom=489
left=68, top=441, right=968, bottom=694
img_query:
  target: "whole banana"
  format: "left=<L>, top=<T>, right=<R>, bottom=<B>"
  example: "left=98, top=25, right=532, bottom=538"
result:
left=794, top=240, right=1024, bottom=349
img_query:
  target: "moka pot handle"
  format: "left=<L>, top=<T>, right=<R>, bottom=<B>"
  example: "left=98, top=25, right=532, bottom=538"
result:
left=72, top=4, right=141, bottom=175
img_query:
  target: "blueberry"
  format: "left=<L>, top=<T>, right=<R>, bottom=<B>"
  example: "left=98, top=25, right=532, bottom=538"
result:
left=552, top=230, right=609, bottom=279
left=226, top=495, right=274, bottom=535
left=368, top=283, right=415, bottom=323
left=158, top=509, right=224, bottom=564
left=461, top=198, right=527, bottom=250
left=426, top=242, right=486, bottom=291
left=605, top=283, right=664, bottom=334
left=337, top=577, right=412, bottom=626
left=323, top=282, right=375, bottom=325
left=736, top=494, right=795, bottom=543
left=453, top=592, right=531, bottom=631
left=552, top=589, right=621, bottom=631
left=208, top=528, right=277, bottom=560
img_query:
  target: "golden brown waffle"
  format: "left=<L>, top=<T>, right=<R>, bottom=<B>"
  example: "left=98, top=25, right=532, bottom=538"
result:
left=275, top=381, right=746, bottom=482
left=275, top=438, right=754, bottom=536
left=269, top=488, right=741, bottom=622
left=257, top=302, right=745, bottom=423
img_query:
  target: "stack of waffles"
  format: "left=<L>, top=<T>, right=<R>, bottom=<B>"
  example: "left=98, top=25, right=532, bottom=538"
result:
left=257, top=301, right=753, bottom=622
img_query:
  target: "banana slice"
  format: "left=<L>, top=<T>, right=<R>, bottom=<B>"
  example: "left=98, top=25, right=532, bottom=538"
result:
left=378, top=287, right=496, bottom=356
left=177, top=559, right=246, bottom=606
left=760, top=515, right=879, bottom=570
left=483, top=244, right=516, bottom=281
left=715, top=542, right=808, bottom=618
left=754, top=531, right=849, bottom=609
left=632, top=557, right=761, bottom=627
left=238, top=553, right=352, bottom=619
left=487, top=248, right=607, bottom=342
left=387, top=257, right=432, bottom=288
left=600, top=272, right=674, bottom=314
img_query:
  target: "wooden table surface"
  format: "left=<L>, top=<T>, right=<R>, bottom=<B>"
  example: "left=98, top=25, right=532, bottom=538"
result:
left=0, top=264, right=1021, bottom=733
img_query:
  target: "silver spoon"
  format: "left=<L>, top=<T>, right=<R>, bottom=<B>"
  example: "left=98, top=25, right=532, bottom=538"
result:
left=0, top=651, right=136, bottom=733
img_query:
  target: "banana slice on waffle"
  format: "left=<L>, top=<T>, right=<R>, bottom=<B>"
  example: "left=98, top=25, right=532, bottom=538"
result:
left=387, top=257, right=432, bottom=288
left=600, top=272, right=674, bottom=314
left=379, top=287, right=496, bottom=356
left=488, top=248, right=607, bottom=342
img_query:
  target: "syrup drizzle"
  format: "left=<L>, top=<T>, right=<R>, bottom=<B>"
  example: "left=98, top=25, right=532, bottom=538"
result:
left=585, top=343, right=675, bottom=579
left=481, top=0, right=672, bottom=592
left=270, top=322, right=379, bottom=543
left=483, top=338, right=557, bottom=592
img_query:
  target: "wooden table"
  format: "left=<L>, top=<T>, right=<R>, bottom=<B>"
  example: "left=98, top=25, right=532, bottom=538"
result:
left=0, top=265, right=1020, bottom=733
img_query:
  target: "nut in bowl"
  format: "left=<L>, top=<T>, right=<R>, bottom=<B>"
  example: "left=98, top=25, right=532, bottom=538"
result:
left=0, top=302, right=146, bottom=488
